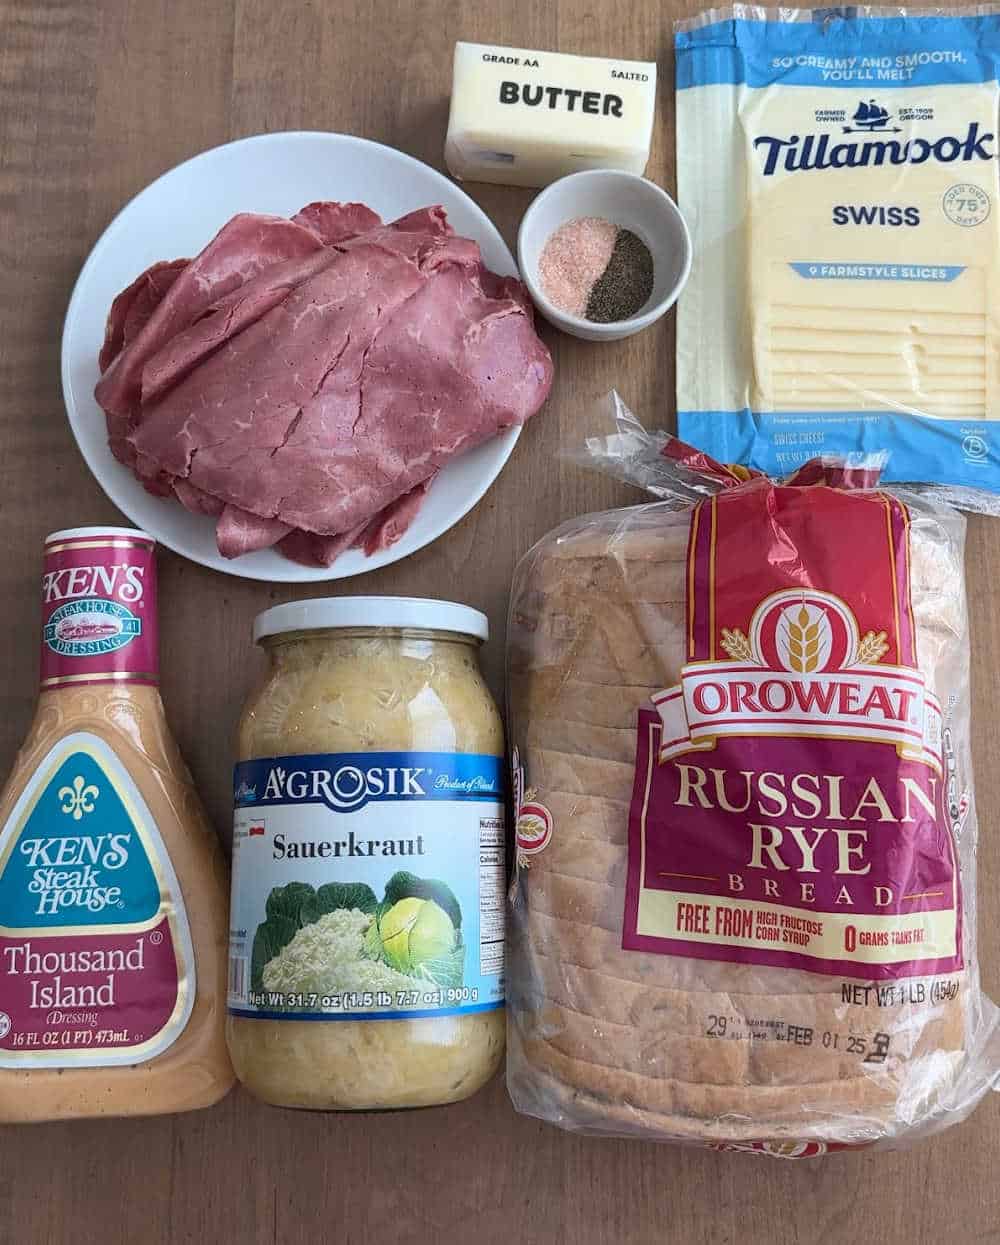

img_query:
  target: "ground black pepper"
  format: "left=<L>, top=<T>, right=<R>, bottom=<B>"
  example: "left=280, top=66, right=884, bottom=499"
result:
left=584, top=228, right=654, bottom=323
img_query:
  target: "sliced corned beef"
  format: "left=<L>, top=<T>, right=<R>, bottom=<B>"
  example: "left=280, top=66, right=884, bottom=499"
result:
left=357, top=479, right=433, bottom=556
left=172, top=479, right=225, bottom=517
left=216, top=506, right=293, bottom=559
left=140, top=248, right=343, bottom=405
left=99, top=259, right=189, bottom=374
left=95, top=202, right=553, bottom=565
left=97, top=213, right=327, bottom=461
left=277, top=524, right=368, bottom=568
left=292, top=201, right=382, bottom=243
left=130, top=241, right=428, bottom=509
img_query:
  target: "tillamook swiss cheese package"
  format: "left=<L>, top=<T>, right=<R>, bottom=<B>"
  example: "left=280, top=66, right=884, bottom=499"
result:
left=506, top=395, right=1000, bottom=1153
left=674, top=6, right=1000, bottom=494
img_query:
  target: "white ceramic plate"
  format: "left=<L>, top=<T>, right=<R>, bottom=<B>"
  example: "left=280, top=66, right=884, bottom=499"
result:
left=62, top=131, right=522, bottom=582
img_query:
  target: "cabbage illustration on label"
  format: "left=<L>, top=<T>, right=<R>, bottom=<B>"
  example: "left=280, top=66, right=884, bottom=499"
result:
left=624, top=486, right=963, bottom=980
left=247, top=874, right=465, bottom=1009
left=0, top=732, right=195, bottom=1067
left=228, top=752, right=505, bottom=1022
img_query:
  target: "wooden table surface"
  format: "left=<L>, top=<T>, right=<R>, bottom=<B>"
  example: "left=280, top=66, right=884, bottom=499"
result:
left=2, top=2, right=1000, bottom=1242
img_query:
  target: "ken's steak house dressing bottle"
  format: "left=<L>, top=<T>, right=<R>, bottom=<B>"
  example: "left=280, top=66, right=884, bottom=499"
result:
left=0, top=528, right=233, bottom=1121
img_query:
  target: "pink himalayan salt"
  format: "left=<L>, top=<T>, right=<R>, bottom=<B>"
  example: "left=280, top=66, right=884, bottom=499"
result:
left=538, top=216, right=618, bottom=318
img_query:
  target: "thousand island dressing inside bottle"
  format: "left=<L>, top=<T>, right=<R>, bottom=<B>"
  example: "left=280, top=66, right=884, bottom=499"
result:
left=0, top=528, right=233, bottom=1121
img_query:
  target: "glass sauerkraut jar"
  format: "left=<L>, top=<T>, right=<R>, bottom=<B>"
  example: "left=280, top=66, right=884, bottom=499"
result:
left=226, top=597, right=506, bottom=1110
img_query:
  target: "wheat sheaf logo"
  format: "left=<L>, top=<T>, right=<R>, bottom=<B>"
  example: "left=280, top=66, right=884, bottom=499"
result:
left=781, top=603, right=828, bottom=673
left=720, top=595, right=888, bottom=675
left=511, top=746, right=553, bottom=867
left=652, top=588, right=941, bottom=769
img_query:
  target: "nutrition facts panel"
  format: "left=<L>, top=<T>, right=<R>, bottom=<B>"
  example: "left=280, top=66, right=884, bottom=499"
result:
left=479, top=816, right=505, bottom=975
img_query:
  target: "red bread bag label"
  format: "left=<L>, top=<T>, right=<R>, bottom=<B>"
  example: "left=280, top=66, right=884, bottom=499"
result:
left=623, top=477, right=962, bottom=980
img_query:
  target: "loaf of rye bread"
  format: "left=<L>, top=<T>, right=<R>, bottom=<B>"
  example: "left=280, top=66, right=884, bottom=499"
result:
left=506, top=494, right=997, bottom=1148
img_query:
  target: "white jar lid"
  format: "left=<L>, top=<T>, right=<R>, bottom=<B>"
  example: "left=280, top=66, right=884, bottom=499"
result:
left=253, top=596, right=489, bottom=644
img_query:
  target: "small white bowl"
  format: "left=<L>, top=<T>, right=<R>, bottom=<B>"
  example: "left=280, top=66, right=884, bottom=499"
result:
left=517, top=170, right=692, bottom=342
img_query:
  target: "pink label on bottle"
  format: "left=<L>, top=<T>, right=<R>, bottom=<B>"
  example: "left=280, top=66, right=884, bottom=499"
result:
left=39, top=530, right=159, bottom=689
left=0, top=918, right=180, bottom=1056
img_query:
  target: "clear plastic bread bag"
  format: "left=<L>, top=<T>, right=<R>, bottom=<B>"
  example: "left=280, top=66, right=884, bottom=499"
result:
left=506, top=392, right=1000, bottom=1155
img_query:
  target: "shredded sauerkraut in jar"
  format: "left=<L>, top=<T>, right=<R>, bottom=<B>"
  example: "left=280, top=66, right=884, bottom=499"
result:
left=228, top=624, right=505, bottom=1110
left=261, top=910, right=419, bottom=1001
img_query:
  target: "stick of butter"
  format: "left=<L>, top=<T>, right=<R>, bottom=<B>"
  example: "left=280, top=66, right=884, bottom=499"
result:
left=445, top=42, right=656, bottom=188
